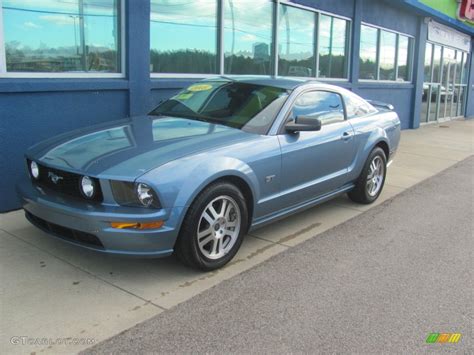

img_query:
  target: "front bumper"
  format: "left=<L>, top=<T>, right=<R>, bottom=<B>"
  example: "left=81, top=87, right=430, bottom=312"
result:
left=16, top=179, right=186, bottom=257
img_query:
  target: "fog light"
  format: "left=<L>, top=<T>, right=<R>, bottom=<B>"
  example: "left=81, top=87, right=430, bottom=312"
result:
left=80, top=176, right=95, bottom=198
left=110, top=221, right=164, bottom=230
left=30, top=161, right=40, bottom=179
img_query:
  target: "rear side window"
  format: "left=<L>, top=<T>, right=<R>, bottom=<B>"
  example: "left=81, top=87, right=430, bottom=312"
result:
left=290, top=91, right=345, bottom=126
left=343, top=91, right=377, bottom=119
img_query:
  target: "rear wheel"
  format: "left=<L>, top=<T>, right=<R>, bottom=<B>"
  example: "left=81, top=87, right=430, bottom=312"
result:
left=175, top=182, right=248, bottom=271
left=348, top=147, right=387, bottom=204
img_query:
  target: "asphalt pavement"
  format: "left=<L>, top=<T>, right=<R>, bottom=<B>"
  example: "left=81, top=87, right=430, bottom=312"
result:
left=84, top=157, right=473, bottom=353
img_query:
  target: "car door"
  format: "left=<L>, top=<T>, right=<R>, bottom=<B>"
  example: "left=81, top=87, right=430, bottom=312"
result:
left=277, top=90, right=356, bottom=207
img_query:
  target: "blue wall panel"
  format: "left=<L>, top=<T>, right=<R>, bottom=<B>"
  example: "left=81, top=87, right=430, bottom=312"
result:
left=291, top=0, right=354, bottom=18
left=356, top=87, right=414, bottom=129
left=361, top=0, right=418, bottom=36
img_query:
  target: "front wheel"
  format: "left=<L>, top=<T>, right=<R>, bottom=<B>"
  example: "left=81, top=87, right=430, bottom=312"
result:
left=175, top=182, right=248, bottom=271
left=348, top=147, right=387, bottom=204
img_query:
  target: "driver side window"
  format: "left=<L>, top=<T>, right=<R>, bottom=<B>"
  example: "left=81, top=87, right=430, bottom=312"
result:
left=290, top=91, right=345, bottom=126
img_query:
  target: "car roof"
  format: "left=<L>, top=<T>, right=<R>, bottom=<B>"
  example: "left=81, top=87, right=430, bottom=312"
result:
left=202, top=76, right=320, bottom=90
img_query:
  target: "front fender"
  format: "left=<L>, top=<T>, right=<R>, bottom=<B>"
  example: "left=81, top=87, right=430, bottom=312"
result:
left=139, top=154, right=259, bottom=211
left=176, top=156, right=259, bottom=209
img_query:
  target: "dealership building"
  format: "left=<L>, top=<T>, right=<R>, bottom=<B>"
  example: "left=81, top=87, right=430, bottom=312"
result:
left=0, top=0, right=473, bottom=212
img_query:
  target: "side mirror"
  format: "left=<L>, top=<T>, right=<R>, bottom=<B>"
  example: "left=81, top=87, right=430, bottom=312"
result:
left=285, top=116, right=322, bottom=133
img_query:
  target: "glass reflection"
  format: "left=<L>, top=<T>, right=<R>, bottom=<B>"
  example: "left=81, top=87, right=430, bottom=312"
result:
left=43, top=126, right=131, bottom=168
left=424, top=43, right=433, bottom=82
left=432, top=45, right=442, bottom=83
left=150, top=0, right=217, bottom=74
left=318, top=15, right=348, bottom=78
left=379, top=30, right=396, bottom=80
left=459, top=86, right=466, bottom=116
left=462, top=53, right=469, bottom=84
left=224, top=0, right=273, bottom=75
left=359, top=25, right=378, bottom=80
left=429, top=84, right=439, bottom=122
left=421, top=84, right=429, bottom=123
left=3, top=0, right=121, bottom=73
left=278, top=5, right=314, bottom=77
left=397, top=36, right=411, bottom=81
left=455, top=51, right=462, bottom=84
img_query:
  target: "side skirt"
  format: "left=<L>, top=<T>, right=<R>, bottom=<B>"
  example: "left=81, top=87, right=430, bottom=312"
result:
left=249, top=183, right=355, bottom=231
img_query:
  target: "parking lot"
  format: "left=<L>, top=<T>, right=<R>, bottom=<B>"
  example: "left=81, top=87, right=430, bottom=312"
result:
left=1, top=119, right=473, bottom=354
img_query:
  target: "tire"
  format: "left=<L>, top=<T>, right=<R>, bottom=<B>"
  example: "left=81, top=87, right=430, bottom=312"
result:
left=175, top=182, right=249, bottom=271
left=348, top=147, right=387, bottom=204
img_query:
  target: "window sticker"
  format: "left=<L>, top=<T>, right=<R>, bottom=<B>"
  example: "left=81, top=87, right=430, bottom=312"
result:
left=175, top=93, right=194, bottom=100
left=187, top=84, right=213, bottom=92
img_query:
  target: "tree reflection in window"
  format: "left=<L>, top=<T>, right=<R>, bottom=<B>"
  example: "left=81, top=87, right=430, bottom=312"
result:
left=318, top=15, right=349, bottom=79
left=150, top=0, right=218, bottom=74
left=3, top=0, right=121, bottom=73
left=224, top=0, right=273, bottom=75
left=360, top=25, right=378, bottom=80
left=278, top=5, right=314, bottom=77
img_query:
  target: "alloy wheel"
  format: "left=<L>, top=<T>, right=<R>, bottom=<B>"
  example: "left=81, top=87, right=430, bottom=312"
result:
left=197, top=195, right=241, bottom=260
left=366, top=155, right=385, bottom=197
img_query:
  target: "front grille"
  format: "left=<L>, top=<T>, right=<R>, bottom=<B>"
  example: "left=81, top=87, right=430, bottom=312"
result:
left=25, top=211, right=104, bottom=249
left=28, top=160, right=103, bottom=203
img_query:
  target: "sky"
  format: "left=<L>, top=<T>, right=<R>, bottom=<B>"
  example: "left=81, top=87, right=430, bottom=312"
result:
left=2, top=0, right=118, bottom=50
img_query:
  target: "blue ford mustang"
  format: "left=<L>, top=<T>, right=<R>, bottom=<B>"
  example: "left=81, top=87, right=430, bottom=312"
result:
left=17, top=77, right=400, bottom=270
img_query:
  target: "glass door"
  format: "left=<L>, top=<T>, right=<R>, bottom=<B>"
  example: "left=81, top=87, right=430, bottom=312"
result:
left=439, top=48, right=456, bottom=120
left=422, top=43, right=469, bottom=123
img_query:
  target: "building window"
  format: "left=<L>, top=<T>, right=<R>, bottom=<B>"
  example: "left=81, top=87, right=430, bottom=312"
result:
left=432, top=45, right=442, bottom=83
left=359, top=24, right=413, bottom=82
left=455, top=50, right=463, bottom=84
left=359, top=25, right=378, bottom=80
left=0, top=0, right=122, bottom=75
left=223, top=0, right=273, bottom=75
left=424, top=43, right=433, bottom=82
left=379, top=30, right=396, bottom=80
left=150, top=0, right=217, bottom=74
left=462, top=52, right=469, bottom=85
left=318, top=15, right=349, bottom=79
left=149, top=1, right=350, bottom=79
left=397, top=35, right=411, bottom=81
left=278, top=4, right=315, bottom=77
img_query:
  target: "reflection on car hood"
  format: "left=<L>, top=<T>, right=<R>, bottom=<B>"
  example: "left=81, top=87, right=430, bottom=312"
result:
left=27, top=116, right=258, bottom=180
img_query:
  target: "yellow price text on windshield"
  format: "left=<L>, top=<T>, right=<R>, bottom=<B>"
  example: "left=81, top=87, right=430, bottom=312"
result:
left=187, top=84, right=213, bottom=92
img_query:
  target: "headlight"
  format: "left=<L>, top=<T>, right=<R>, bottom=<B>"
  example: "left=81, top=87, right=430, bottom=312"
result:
left=30, top=161, right=40, bottom=180
left=80, top=176, right=95, bottom=198
left=136, top=183, right=154, bottom=207
left=110, top=181, right=161, bottom=209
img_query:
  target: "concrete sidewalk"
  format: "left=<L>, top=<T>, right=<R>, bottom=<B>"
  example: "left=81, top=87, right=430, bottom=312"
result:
left=1, top=119, right=473, bottom=354
left=85, top=155, right=474, bottom=354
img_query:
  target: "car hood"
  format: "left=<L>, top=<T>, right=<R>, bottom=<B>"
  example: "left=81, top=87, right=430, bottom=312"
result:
left=27, top=116, right=259, bottom=180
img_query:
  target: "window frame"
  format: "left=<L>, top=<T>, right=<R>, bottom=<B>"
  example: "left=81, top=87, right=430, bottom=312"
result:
left=150, top=0, right=352, bottom=81
left=0, top=0, right=126, bottom=78
left=343, top=91, right=377, bottom=119
left=359, top=22, right=414, bottom=83
left=277, top=88, right=347, bottom=134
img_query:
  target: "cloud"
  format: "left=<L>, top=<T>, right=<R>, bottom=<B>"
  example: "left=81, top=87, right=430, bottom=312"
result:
left=39, top=15, right=75, bottom=26
left=23, top=21, right=42, bottom=29
left=240, top=34, right=257, bottom=42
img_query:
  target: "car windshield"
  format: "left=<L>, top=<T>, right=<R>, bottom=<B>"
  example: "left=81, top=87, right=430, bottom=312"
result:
left=149, top=81, right=290, bottom=134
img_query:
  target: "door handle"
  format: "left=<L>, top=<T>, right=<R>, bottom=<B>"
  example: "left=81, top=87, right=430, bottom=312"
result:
left=341, top=131, right=354, bottom=141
